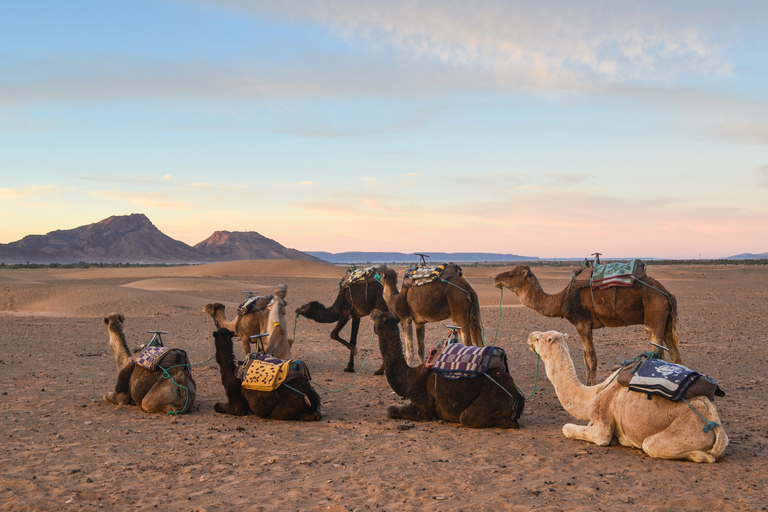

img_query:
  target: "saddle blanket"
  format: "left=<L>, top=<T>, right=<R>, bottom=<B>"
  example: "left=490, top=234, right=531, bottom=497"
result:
left=237, top=294, right=273, bottom=316
left=591, top=259, right=645, bottom=289
left=430, top=344, right=508, bottom=379
left=132, top=346, right=172, bottom=370
left=241, top=355, right=311, bottom=391
left=339, top=266, right=377, bottom=288
left=404, top=263, right=462, bottom=287
left=621, top=358, right=724, bottom=401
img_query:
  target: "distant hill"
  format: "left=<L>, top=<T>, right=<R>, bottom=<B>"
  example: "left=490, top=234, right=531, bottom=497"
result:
left=0, top=214, right=322, bottom=264
left=195, top=231, right=324, bottom=263
left=727, top=252, right=768, bottom=259
left=306, top=251, right=538, bottom=264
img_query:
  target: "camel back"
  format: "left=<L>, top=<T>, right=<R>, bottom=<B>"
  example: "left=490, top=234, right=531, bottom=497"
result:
left=237, top=294, right=273, bottom=316
left=571, top=259, right=647, bottom=289
left=616, top=358, right=724, bottom=402
left=426, top=343, right=508, bottom=380
left=402, top=262, right=463, bottom=288
left=239, top=354, right=312, bottom=391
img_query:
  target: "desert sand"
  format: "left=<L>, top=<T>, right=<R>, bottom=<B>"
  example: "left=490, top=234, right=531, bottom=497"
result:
left=1, top=260, right=766, bottom=511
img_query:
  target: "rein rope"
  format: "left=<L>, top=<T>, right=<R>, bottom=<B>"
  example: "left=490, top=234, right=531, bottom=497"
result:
left=293, top=312, right=374, bottom=393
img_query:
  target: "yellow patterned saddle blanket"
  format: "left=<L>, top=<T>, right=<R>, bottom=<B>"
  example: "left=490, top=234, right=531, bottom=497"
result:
left=338, top=266, right=377, bottom=288
left=240, top=355, right=311, bottom=391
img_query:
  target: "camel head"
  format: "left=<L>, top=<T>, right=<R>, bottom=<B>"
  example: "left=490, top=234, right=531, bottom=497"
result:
left=295, top=301, right=318, bottom=317
left=370, top=308, right=399, bottom=335
left=527, top=330, right=569, bottom=358
left=493, top=266, right=532, bottom=291
left=213, top=327, right=235, bottom=350
left=103, top=313, right=125, bottom=329
left=378, top=267, right=399, bottom=289
left=203, top=303, right=225, bottom=315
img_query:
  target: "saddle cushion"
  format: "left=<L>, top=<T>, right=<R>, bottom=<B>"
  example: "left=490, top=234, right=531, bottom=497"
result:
left=590, top=259, right=646, bottom=289
left=132, top=346, right=171, bottom=370
left=616, top=358, right=724, bottom=401
left=237, top=294, right=273, bottom=316
left=338, top=266, right=377, bottom=288
left=403, top=263, right=463, bottom=288
left=430, top=344, right=508, bottom=380
left=240, top=355, right=311, bottom=391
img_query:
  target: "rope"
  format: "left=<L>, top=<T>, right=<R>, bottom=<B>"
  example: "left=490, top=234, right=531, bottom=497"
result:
left=633, top=277, right=670, bottom=297
left=519, top=351, right=541, bottom=401
left=309, top=331, right=375, bottom=393
left=681, top=397, right=721, bottom=433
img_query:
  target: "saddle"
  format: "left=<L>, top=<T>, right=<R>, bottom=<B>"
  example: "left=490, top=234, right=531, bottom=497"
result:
left=132, top=346, right=190, bottom=372
left=616, top=358, right=724, bottom=401
left=571, top=260, right=647, bottom=290
left=402, top=262, right=463, bottom=288
left=427, top=343, right=509, bottom=380
left=237, top=294, right=273, bottom=316
left=338, top=266, right=379, bottom=288
left=239, top=354, right=312, bottom=391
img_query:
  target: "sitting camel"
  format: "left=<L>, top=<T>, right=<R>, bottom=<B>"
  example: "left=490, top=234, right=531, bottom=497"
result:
left=296, top=266, right=389, bottom=374
left=494, top=265, right=681, bottom=385
left=102, top=313, right=196, bottom=414
left=379, top=266, right=484, bottom=366
left=212, top=327, right=321, bottom=421
left=527, top=330, right=727, bottom=462
left=203, top=302, right=269, bottom=359
left=372, top=309, right=524, bottom=428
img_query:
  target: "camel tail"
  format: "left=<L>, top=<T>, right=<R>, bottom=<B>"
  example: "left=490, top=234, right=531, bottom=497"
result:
left=665, top=294, right=682, bottom=363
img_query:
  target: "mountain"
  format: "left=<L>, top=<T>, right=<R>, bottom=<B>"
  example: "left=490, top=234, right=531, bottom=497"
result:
left=727, top=252, right=768, bottom=259
left=195, top=231, right=324, bottom=263
left=0, top=214, right=321, bottom=264
left=306, top=251, right=538, bottom=264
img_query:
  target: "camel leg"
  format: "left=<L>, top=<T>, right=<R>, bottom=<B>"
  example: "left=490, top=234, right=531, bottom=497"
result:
left=415, top=324, right=426, bottom=363
left=329, top=316, right=358, bottom=373
left=104, top=362, right=136, bottom=405
left=401, top=319, right=416, bottom=365
left=563, top=420, right=615, bottom=446
left=387, top=402, right=434, bottom=422
left=140, top=379, right=186, bottom=414
left=575, top=324, right=598, bottom=386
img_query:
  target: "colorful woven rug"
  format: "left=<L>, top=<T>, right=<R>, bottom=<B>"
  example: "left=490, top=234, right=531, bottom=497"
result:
left=430, top=344, right=508, bottom=379
left=590, top=260, right=642, bottom=289
left=132, top=346, right=172, bottom=370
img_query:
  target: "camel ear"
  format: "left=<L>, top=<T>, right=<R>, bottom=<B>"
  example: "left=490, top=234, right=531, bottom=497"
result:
left=545, top=332, right=558, bottom=343
left=563, top=333, right=569, bottom=342
left=119, top=314, right=124, bottom=323
left=103, top=317, right=109, bottom=325
left=521, top=268, right=529, bottom=277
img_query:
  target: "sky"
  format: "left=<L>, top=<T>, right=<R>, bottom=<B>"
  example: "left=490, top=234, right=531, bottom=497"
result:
left=1, top=1, right=767, bottom=259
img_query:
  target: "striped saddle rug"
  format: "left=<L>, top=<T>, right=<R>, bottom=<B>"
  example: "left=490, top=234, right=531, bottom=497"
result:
left=428, top=343, right=509, bottom=380
left=403, top=263, right=463, bottom=288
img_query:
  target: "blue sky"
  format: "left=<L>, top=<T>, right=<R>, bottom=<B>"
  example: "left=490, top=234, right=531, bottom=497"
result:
left=1, top=1, right=766, bottom=259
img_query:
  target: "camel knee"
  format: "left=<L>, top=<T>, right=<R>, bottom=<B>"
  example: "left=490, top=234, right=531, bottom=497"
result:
left=104, top=391, right=130, bottom=405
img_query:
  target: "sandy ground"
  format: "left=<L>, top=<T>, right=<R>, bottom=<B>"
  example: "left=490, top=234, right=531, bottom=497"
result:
left=1, top=260, right=766, bottom=511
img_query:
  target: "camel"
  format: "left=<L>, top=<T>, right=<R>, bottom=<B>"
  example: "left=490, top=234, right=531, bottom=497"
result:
left=212, top=327, right=321, bottom=421
left=378, top=265, right=484, bottom=365
left=102, top=313, right=196, bottom=414
left=296, top=266, right=390, bottom=374
left=527, top=330, right=727, bottom=462
left=203, top=302, right=269, bottom=359
left=371, top=309, right=524, bottom=428
left=494, top=265, right=681, bottom=385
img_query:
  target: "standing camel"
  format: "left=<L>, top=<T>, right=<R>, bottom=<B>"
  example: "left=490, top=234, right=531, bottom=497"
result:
left=494, top=265, right=681, bottom=385
left=203, top=302, right=269, bottom=359
left=296, top=266, right=389, bottom=374
left=378, top=265, right=484, bottom=366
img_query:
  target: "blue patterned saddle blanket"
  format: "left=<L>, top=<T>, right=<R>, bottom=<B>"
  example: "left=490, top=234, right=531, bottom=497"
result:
left=622, top=358, right=723, bottom=401
left=429, top=344, right=508, bottom=379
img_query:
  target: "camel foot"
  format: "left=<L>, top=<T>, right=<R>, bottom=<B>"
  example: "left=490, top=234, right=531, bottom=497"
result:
left=374, top=363, right=385, bottom=376
left=343, top=366, right=355, bottom=373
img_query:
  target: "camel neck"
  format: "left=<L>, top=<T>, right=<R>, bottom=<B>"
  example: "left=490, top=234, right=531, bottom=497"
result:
left=540, top=346, right=601, bottom=421
left=378, top=326, right=418, bottom=398
left=518, top=278, right=567, bottom=318
left=109, top=327, right=132, bottom=369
